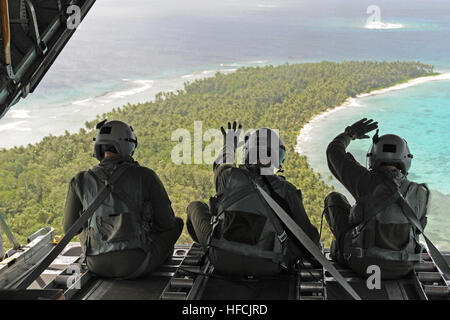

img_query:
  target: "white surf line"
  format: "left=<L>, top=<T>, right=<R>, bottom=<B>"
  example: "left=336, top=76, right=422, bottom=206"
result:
left=364, top=21, right=404, bottom=29
left=295, top=72, right=450, bottom=155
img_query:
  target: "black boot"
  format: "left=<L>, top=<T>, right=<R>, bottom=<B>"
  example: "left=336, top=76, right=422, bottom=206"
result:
left=330, top=239, right=346, bottom=266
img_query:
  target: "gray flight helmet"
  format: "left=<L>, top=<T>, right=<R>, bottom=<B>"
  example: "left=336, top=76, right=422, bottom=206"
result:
left=243, top=128, right=286, bottom=174
left=93, top=120, right=138, bottom=161
left=367, top=131, right=413, bottom=174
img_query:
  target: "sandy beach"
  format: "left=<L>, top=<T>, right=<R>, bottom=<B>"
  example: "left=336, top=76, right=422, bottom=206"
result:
left=0, top=68, right=238, bottom=149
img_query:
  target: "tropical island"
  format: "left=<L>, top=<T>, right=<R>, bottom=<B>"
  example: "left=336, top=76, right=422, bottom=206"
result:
left=0, top=61, right=437, bottom=248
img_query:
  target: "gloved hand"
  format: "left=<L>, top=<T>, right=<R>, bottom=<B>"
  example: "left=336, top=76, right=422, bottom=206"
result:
left=345, top=118, right=378, bottom=140
left=220, top=121, right=242, bottom=149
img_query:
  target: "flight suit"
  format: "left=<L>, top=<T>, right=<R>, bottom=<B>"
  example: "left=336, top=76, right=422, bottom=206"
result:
left=325, top=132, right=428, bottom=278
left=63, top=155, right=183, bottom=278
left=186, top=147, right=320, bottom=276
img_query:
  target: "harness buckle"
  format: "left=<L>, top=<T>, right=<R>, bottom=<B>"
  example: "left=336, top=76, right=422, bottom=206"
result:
left=343, top=252, right=351, bottom=261
left=352, top=226, right=361, bottom=238
left=344, top=247, right=364, bottom=260
left=278, top=231, right=288, bottom=243
left=353, top=247, right=364, bottom=258
left=210, top=215, right=219, bottom=225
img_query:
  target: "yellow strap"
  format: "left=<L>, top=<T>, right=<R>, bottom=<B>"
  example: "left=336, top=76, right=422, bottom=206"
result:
left=52, top=236, right=62, bottom=245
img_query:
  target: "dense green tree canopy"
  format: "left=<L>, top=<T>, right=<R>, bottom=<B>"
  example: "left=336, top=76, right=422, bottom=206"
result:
left=0, top=61, right=435, bottom=248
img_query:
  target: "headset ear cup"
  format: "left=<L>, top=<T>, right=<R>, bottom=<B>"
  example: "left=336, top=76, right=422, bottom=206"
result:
left=94, top=144, right=102, bottom=161
left=279, top=145, right=286, bottom=167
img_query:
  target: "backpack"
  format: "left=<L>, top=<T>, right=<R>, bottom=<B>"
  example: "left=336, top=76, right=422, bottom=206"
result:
left=208, top=167, right=289, bottom=272
left=80, top=163, right=153, bottom=257
left=345, top=177, right=429, bottom=262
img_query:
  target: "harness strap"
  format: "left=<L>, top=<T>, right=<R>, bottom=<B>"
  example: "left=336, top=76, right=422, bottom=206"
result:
left=88, top=165, right=154, bottom=279
left=261, top=175, right=290, bottom=244
left=352, top=192, right=400, bottom=239
left=363, top=246, right=421, bottom=261
left=207, top=168, right=288, bottom=266
left=356, top=174, right=449, bottom=279
left=90, top=168, right=142, bottom=215
left=351, top=177, right=412, bottom=241
left=254, top=182, right=361, bottom=300
left=395, top=191, right=450, bottom=280
left=240, top=169, right=287, bottom=244
left=17, top=164, right=130, bottom=289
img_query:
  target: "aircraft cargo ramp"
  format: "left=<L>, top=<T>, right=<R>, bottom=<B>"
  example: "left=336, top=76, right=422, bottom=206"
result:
left=5, top=242, right=446, bottom=301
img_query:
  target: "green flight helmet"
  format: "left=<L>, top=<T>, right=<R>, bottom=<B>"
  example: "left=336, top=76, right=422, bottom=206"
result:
left=93, top=120, right=138, bottom=161
left=243, top=128, right=286, bottom=174
left=367, top=131, right=413, bottom=175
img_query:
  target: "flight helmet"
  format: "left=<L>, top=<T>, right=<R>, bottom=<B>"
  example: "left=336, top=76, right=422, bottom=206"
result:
left=93, top=120, right=138, bottom=161
left=367, top=131, right=413, bottom=175
left=243, top=128, right=286, bottom=174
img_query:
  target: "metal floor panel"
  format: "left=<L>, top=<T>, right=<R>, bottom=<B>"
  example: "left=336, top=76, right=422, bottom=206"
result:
left=72, top=245, right=192, bottom=300
left=15, top=245, right=448, bottom=300
left=73, top=250, right=450, bottom=300
left=77, top=276, right=170, bottom=300
left=325, top=278, right=423, bottom=300
left=200, top=273, right=296, bottom=300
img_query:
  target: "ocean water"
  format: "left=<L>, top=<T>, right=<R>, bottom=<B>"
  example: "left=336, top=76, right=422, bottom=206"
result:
left=0, top=1, right=449, bottom=245
left=2, top=0, right=450, bottom=149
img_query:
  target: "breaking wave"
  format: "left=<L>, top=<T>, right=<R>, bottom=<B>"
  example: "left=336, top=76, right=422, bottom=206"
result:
left=364, top=21, right=404, bottom=30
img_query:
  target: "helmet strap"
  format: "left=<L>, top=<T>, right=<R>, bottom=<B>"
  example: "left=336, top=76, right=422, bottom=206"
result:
left=372, top=129, right=380, bottom=144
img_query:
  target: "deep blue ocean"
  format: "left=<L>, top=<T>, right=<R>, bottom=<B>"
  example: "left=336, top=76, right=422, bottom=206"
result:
left=0, top=0, right=448, bottom=246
